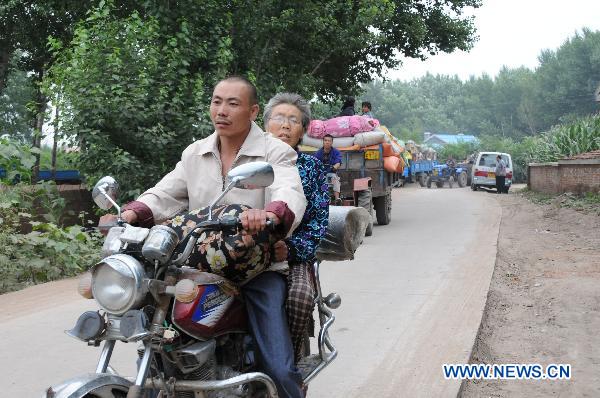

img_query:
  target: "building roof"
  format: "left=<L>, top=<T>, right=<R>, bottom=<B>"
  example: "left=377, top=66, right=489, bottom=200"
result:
left=564, top=150, right=600, bottom=160
left=424, top=133, right=478, bottom=145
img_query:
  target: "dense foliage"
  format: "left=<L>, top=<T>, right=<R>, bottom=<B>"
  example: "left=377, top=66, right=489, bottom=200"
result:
left=360, top=29, right=600, bottom=142
left=0, top=138, right=101, bottom=293
left=0, top=54, right=36, bottom=142
left=48, top=4, right=226, bottom=198
left=532, top=115, right=600, bottom=162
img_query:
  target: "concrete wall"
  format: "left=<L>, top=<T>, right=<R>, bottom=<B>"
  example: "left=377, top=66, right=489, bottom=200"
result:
left=528, top=159, right=600, bottom=194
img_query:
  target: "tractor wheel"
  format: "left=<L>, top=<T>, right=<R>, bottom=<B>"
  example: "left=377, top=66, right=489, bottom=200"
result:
left=373, top=190, right=391, bottom=225
left=448, top=177, right=454, bottom=188
left=426, top=176, right=432, bottom=188
left=457, top=171, right=468, bottom=188
left=418, top=174, right=426, bottom=187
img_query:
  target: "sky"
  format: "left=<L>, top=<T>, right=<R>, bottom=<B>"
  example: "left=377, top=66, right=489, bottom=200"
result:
left=387, top=0, right=600, bottom=82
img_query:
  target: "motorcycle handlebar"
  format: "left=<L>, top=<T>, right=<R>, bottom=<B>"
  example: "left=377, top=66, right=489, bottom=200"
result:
left=235, top=218, right=276, bottom=232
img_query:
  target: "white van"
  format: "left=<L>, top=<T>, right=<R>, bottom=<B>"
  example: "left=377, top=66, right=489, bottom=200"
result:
left=471, top=152, right=513, bottom=192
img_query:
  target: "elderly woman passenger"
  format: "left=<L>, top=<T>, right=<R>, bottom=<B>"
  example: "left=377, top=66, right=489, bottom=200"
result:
left=263, top=93, right=329, bottom=361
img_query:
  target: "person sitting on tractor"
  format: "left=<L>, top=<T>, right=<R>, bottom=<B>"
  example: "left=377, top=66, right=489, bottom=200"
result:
left=446, top=156, right=457, bottom=168
left=337, top=96, right=355, bottom=117
left=361, top=101, right=374, bottom=118
left=314, top=134, right=343, bottom=205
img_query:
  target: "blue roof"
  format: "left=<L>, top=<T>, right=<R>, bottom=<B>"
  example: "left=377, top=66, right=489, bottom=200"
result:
left=426, top=134, right=478, bottom=145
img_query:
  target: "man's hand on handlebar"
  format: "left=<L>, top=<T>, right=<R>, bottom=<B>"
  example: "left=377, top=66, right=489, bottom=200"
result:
left=239, top=209, right=280, bottom=235
left=98, top=210, right=138, bottom=235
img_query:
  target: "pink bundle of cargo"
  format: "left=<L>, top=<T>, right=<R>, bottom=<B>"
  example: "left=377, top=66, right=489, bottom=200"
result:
left=308, top=115, right=380, bottom=138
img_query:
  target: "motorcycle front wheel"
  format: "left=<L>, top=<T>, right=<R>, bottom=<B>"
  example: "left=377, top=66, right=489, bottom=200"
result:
left=44, top=373, right=135, bottom=398
left=83, top=385, right=129, bottom=398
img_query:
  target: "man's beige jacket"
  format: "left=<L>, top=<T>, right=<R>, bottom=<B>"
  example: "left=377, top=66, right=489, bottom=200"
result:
left=137, top=122, right=306, bottom=235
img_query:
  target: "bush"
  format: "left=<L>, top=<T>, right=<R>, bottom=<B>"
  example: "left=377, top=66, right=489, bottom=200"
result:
left=0, top=222, right=102, bottom=293
left=0, top=137, right=38, bottom=184
left=0, top=139, right=102, bottom=294
left=39, top=145, right=79, bottom=170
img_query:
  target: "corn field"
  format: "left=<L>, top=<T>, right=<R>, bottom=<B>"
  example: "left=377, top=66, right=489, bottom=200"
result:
left=530, top=115, right=600, bottom=162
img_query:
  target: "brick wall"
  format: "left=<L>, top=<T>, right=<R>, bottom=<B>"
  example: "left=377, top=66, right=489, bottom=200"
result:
left=57, top=184, right=99, bottom=226
left=528, top=160, right=600, bottom=194
left=528, top=163, right=560, bottom=194
left=11, top=184, right=98, bottom=233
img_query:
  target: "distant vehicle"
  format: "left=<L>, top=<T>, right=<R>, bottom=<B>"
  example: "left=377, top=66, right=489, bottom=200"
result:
left=471, top=152, right=513, bottom=192
left=426, top=163, right=468, bottom=188
left=403, top=158, right=434, bottom=187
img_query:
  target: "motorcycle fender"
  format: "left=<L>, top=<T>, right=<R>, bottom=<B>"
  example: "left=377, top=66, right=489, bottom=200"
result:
left=42, top=373, right=132, bottom=398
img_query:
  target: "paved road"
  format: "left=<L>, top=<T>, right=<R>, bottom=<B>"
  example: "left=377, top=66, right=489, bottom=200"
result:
left=309, top=185, right=501, bottom=397
left=0, top=184, right=501, bottom=397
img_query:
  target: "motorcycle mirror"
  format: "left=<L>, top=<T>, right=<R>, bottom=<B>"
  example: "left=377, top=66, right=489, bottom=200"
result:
left=227, top=162, right=274, bottom=189
left=207, top=162, right=274, bottom=221
left=92, top=176, right=120, bottom=210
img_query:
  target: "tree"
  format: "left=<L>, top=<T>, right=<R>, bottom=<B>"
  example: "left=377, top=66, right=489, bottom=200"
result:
left=534, top=28, right=600, bottom=130
left=491, top=66, right=536, bottom=138
left=0, top=0, right=138, bottom=180
left=48, top=2, right=232, bottom=196
left=227, top=0, right=480, bottom=100
left=0, top=54, right=36, bottom=142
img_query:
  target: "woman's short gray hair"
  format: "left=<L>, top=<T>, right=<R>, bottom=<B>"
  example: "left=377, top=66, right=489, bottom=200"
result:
left=263, top=92, right=311, bottom=133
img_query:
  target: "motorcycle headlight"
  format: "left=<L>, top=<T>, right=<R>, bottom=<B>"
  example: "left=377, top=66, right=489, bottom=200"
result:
left=91, top=254, right=147, bottom=315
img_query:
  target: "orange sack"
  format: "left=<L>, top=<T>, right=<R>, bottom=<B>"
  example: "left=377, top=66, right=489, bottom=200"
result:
left=384, top=155, right=402, bottom=173
left=381, top=143, right=395, bottom=157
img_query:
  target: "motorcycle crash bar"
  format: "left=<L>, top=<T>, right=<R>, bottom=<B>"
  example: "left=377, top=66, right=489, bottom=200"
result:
left=143, top=372, right=279, bottom=397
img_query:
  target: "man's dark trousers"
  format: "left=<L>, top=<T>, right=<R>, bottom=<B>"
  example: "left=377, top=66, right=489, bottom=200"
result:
left=243, top=271, right=303, bottom=398
left=495, top=175, right=506, bottom=194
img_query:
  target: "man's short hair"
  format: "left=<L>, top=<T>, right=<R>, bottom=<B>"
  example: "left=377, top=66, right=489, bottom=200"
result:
left=218, top=75, right=258, bottom=105
left=361, top=101, right=372, bottom=110
left=323, top=134, right=334, bottom=141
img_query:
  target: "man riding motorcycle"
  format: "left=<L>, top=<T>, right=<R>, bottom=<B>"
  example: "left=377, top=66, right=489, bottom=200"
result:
left=99, top=76, right=307, bottom=398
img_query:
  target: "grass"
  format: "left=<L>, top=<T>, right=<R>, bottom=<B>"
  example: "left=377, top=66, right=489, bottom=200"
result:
left=519, top=188, right=600, bottom=215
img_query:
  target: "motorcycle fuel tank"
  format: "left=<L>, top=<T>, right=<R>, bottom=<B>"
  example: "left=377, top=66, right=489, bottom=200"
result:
left=172, top=283, right=248, bottom=340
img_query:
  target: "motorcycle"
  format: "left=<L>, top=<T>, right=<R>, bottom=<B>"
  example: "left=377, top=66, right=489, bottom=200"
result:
left=44, top=161, right=370, bottom=398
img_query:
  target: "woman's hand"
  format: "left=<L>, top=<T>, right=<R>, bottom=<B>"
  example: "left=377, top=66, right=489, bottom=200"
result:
left=273, top=240, right=288, bottom=262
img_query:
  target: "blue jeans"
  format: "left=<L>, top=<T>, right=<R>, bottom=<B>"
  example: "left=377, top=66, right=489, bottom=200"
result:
left=242, top=271, right=303, bottom=398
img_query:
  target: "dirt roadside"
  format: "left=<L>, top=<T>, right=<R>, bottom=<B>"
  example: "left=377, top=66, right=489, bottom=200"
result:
left=460, top=191, right=600, bottom=397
